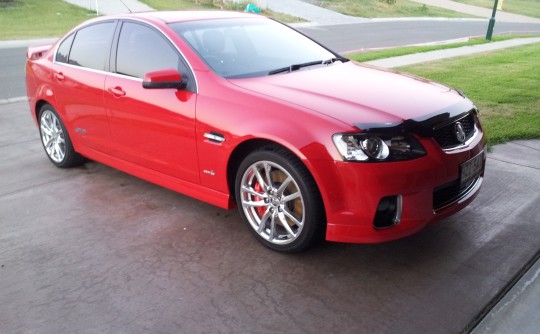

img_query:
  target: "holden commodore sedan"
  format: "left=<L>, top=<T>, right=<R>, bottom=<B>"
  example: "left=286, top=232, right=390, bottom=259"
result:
left=26, top=11, right=486, bottom=252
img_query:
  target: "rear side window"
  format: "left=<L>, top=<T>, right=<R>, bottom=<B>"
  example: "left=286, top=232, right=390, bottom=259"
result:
left=56, top=33, right=75, bottom=64
left=116, top=22, right=182, bottom=79
left=67, top=22, right=116, bottom=71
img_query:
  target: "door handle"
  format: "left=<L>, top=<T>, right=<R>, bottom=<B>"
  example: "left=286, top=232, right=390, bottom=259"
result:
left=54, top=72, right=65, bottom=81
left=108, top=86, right=126, bottom=97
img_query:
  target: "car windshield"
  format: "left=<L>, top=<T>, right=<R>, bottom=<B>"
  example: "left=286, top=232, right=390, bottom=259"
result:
left=169, top=18, right=340, bottom=78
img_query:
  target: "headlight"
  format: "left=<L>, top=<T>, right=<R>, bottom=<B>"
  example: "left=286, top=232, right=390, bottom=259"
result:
left=332, top=133, right=426, bottom=162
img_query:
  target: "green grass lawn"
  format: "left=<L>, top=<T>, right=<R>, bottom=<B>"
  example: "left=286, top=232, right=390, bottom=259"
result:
left=454, top=0, right=540, bottom=19
left=317, top=0, right=478, bottom=18
left=346, top=35, right=540, bottom=62
left=399, top=43, right=540, bottom=146
left=0, top=0, right=95, bottom=40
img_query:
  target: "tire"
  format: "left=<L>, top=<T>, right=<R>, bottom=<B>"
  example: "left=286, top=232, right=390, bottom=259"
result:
left=38, top=104, right=84, bottom=168
left=235, top=146, right=325, bottom=253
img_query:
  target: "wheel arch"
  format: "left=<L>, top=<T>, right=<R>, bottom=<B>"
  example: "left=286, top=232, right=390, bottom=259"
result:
left=35, top=99, right=51, bottom=120
left=226, top=138, right=324, bottom=207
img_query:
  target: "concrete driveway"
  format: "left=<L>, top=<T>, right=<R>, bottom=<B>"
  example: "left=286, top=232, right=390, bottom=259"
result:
left=1, top=101, right=539, bottom=333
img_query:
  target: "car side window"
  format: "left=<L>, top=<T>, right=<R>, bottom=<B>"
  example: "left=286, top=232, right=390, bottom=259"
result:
left=55, top=33, right=75, bottom=64
left=116, top=22, right=184, bottom=79
left=68, top=22, right=116, bottom=71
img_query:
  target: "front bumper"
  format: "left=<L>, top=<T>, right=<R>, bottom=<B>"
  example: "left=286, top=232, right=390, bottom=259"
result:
left=312, top=130, right=487, bottom=244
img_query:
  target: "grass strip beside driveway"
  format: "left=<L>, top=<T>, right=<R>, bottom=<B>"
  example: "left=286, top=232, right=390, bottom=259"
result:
left=0, top=0, right=95, bottom=40
left=454, top=0, right=540, bottom=19
left=346, top=35, right=539, bottom=62
left=399, top=43, right=540, bottom=146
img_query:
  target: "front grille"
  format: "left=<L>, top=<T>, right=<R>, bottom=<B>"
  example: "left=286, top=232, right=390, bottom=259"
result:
left=433, top=112, right=476, bottom=149
left=433, top=177, right=478, bottom=211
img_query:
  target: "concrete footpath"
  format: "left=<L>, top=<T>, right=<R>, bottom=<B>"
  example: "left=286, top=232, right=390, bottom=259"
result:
left=63, top=0, right=152, bottom=15
left=365, top=37, right=540, bottom=68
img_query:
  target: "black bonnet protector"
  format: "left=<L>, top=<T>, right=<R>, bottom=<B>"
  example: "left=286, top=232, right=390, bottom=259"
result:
left=354, top=99, right=476, bottom=137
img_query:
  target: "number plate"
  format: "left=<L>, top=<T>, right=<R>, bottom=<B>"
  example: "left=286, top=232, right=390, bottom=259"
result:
left=460, top=151, right=484, bottom=188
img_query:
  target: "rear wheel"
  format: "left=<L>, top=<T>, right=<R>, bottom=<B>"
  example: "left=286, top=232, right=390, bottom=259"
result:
left=235, top=147, right=325, bottom=253
left=38, top=104, right=84, bottom=168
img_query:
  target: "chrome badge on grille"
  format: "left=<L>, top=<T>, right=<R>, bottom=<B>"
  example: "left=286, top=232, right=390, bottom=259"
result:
left=454, top=122, right=466, bottom=143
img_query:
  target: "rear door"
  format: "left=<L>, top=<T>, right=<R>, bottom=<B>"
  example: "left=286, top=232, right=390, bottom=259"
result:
left=104, top=21, right=199, bottom=183
left=52, top=21, right=117, bottom=153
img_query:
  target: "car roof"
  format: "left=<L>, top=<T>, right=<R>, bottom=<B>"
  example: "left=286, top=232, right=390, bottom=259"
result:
left=112, top=10, right=260, bottom=24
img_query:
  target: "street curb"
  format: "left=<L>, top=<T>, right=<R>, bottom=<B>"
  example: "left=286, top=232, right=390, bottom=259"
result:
left=0, top=97, right=27, bottom=105
left=0, top=38, right=58, bottom=49
left=464, top=250, right=540, bottom=333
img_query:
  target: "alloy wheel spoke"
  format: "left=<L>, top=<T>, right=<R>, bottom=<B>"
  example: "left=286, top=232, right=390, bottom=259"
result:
left=276, top=176, right=292, bottom=195
left=242, top=185, right=267, bottom=198
left=243, top=199, right=267, bottom=208
left=41, top=123, right=53, bottom=137
left=263, top=162, right=273, bottom=188
left=253, top=165, right=268, bottom=190
left=281, top=191, right=301, bottom=203
left=258, top=209, right=272, bottom=233
left=45, top=138, right=55, bottom=150
left=283, top=208, right=303, bottom=228
left=269, top=214, right=276, bottom=241
left=53, top=143, right=62, bottom=160
left=53, top=118, right=62, bottom=132
left=278, top=213, right=296, bottom=237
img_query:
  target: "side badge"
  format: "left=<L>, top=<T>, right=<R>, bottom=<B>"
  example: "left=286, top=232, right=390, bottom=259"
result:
left=203, top=170, right=216, bottom=176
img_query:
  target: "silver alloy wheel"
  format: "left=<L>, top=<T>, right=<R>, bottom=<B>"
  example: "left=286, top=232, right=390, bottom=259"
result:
left=40, top=109, right=66, bottom=163
left=240, top=160, right=305, bottom=245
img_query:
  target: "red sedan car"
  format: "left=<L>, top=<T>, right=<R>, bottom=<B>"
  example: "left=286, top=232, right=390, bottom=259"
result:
left=26, top=11, right=486, bottom=252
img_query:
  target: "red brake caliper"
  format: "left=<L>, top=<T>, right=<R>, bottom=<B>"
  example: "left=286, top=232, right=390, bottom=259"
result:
left=253, top=181, right=266, bottom=217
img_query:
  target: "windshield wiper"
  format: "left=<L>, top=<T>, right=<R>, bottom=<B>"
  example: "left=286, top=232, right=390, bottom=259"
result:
left=268, top=57, right=346, bottom=75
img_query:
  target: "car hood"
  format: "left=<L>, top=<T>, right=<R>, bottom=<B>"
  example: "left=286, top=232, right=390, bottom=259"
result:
left=228, top=61, right=471, bottom=130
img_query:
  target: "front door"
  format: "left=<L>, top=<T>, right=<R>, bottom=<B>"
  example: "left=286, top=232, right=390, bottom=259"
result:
left=104, top=21, right=199, bottom=183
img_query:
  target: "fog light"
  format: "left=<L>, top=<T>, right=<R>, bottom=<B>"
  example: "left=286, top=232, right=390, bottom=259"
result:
left=373, top=195, right=402, bottom=229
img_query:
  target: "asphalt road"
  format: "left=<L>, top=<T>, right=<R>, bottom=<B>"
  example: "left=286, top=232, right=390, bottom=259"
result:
left=1, top=101, right=540, bottom=333
left=1, top=19, right=539, bottom=100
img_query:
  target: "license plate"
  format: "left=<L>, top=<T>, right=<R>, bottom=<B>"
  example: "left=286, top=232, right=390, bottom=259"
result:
left=460, top=151, right=484, bottom=188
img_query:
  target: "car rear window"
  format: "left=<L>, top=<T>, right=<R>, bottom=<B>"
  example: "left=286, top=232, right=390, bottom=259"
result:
left=66, top=22, right=116, bottom=71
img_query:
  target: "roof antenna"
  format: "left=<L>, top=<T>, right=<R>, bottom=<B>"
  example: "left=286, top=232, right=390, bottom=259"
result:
left=119, top=0, right=133, bottom=13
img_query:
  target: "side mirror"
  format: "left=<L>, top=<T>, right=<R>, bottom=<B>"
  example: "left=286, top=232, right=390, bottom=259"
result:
left=142, top=69, right=186, bottom=89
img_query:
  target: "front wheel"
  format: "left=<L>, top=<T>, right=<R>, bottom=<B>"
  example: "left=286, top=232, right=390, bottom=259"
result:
left=235, top=147, right=325, bottom=253
left=38, top=104, right=84, bottom=168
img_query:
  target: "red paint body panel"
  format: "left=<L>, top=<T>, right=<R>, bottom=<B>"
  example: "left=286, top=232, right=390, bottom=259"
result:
left=25, top=12, right=487, bottom=244
left=230, top=62, right=464, bottom=126
left=104, top=75, right=199, bottom=183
